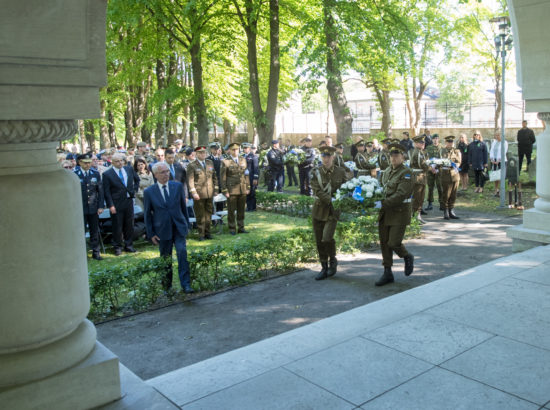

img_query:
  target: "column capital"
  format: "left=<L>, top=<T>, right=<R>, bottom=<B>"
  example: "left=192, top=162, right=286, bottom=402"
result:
left=537, top=112, right=550, bottom=122
left=0, top=120, right=77, bottom=144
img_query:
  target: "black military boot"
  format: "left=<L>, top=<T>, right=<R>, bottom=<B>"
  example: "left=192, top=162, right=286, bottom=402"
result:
left=404, top=254, right=414, bottom=276
left=449, top=209, right=460, bottom=219
left=315, top=262, right=329, bottom=280
left=444, top=209, right=450, bottom=220
left=327, top=257, right=338, bottom=277
left=425, top=202, right=433, bottom=211
left=375, top=267, right=394, bottom=286
left=420, top=209, right=428, bottom=215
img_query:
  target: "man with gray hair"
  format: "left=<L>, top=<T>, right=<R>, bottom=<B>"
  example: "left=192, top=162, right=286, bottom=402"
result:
left=103, top=152, right=140, bottom=255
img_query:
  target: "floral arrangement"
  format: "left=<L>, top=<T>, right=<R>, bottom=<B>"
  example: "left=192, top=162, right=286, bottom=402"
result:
left=258, top=149, right=269, bottom=168
left=344, top=161, right=357, bottom=171
left=368, top=156, right=379, bottom=167
left=283, top=148, right=306, bottom=166
left=333, top=175, right=384, bottom=213
left=425, top=158, right=451, bottom=167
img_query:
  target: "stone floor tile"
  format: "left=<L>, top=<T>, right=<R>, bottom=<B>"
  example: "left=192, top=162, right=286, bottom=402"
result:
left=360, top=367, right=538, bottom=410
left=284, top=337, right=432, bottom=406
left=181, top=368, right=354, bottom=410
left=426, top=278, right=550, bottom=350
left=441, top=336, right=550, bottom=405
left=363, top=313, right=494, bottom=364
left=513, top=264, right=550, bottom=286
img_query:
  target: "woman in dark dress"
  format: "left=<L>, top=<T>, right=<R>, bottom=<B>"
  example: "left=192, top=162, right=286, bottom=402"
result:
left=468, top=131, right=488, bottom=193
left=457, top=133, right=469, bottom=190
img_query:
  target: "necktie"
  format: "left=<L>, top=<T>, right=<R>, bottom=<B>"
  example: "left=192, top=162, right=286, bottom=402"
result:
left=235, top=158, right=239, bottom=165
left=170, top=165, right=175, bottom=178
left=162, top=185, right=169, bottom=203
left=202, top=161, right=206, bottom=169
left=85, top=171, right=88, bottom=178
left=118, top=169, right=125, bottom=186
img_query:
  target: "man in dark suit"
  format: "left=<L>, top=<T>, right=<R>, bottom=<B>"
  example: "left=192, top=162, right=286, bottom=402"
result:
left=242, top=143, right=259, bottom=211
left=164, top=148, right=189, bottom=196
left=144, top=162, right=193, bottom=294
left=103, top=152, right=140, bottom=255
left=75, top=153, right=104, bottom=260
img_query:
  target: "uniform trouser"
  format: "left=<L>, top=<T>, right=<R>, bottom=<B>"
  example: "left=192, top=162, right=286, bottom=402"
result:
left=426, top=172, right=443, bottom=205
left=299, top=167, right=312, bottom=196
left=159, top=229, right=190, bottom=291
left=312, top=218, right=337, bottom=262
left=378, top=222, right=409, bottom=267
left=193, top=197, right=213, bottom=237
left=111, top=198, right=134, bottom=250
left=228, top=194, right=246, bottom=232
left=440, top=171, right=460, bottom=209
left=412, top=173, right=426, bottom=212
left=84, top=212, right=100, bottom=252
left=286, top=164, right=298, bottom=186
left=518, top=150, right=532, bottom=173
left=268, top=168, right=284, bottom=192
left=247, top=184, right=257, bottom=211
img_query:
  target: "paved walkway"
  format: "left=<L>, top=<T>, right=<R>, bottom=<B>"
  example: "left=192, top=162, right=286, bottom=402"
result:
left=138, top=244, right=550, bottom=409
left=97, top=211, right=521, bottom=379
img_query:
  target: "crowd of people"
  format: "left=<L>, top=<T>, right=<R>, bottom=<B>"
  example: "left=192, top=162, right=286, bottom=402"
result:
left=63, top=121, right=536, bottom=291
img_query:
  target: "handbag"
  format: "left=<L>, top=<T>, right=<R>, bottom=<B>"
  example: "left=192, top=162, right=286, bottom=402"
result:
left=482, top=168, right=490, bottom=182
left=489, top=169, right=501, bottom=182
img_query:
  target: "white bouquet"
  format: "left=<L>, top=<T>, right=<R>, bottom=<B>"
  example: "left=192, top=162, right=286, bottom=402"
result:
left=283, top=148, right=306, bottom=166
left=425, top=158, right=451, bottom=167
left=368, top=156, right=379, bottom=167
left=344, top=161, right=357, bottom=171
left=333, top=175, right=384, bottom=212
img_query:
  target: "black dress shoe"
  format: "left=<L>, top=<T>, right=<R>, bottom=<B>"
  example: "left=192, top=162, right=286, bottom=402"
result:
left=375, top=267, right=394, bottom=286
left=114, top=248, right=122, bottom=256
left=183, top=286, right=195, bottom=294
left=315, top=262, right=329, bottom=280
left=444, top=209, right=450, bottom=220
left=420, top=210, right=428, bottom=215
left=124, top=247, right=137, bottom=253
left=439, top=205, right=445, bottom=211
left=238, top=229, right=249, bottom=234
left=92, top=252, right=103, bottom=261
left=404, top=254, right=414, bottom=276
left=424, top=203, right=433, bottom=211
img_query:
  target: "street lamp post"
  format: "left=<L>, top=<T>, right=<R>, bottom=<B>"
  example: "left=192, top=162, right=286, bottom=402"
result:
left=491, top=16, right=513, bottom=209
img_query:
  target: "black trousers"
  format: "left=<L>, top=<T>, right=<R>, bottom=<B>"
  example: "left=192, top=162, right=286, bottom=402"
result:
left=111, top=198, right=134, bottom=250
left=268, top=168, right=284, bottom=192
left=474, top=169, right=486, bottom=188
left=518, top=151, right=532, bottom=173
left=84, top=212, right=100, bottom=252
left=286, top=164, right=298, bottom=186
left=247, top=185, right=257, bottom=211
left=299, top=167, right=312, bottom=196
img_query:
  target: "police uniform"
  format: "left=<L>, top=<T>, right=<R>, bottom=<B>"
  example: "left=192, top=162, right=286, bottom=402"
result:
left=425, top=135, right=443, bottom=211
left=220, top=143, right=251, bottom=234
left=439, top=136, right=462, bottom=220
left=75, top=153, right=105, bottom=260
left=376, top=144, right=415, bottom=286
left=311, top=146, right=349, bottom=280
left=298, top=138, right=315, bottom=196
left=410, top=136, right=430, bottom=221
left=244, top=144, right=260, bottom=211
left=266, top=141, right=285, bottom=192
left=187, top=146, right=218, bottom=239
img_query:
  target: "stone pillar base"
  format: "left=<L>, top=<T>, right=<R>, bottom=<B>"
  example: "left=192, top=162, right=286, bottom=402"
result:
left=0, top=342, right=121, bottom=410
left=507, top=208, right=550, bottom=251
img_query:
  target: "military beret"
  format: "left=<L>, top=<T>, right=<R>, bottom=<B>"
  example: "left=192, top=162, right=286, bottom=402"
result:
left=194, top=146, right=207, bottom=152
left=444, top=135, right=456, bottom=142
left=228, top=142, right=240, bottom=149
left=77, top=153, right=93, bottom=162
left=319, top=146, right=337, bottom=156
left=388, top=143, right=406, bottom=154
left=432, top=133, right=440, bottom=139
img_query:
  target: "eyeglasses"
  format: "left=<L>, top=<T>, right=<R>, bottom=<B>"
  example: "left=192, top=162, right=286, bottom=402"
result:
left=63, top=166, right=71, bottom=169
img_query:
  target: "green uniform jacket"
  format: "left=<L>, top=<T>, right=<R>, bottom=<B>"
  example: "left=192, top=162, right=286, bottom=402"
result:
left=378, top=149, right=390, bottom=171
left=425, top=144, right=441, bottom=159
left=380, top=163, right=413, bottom=226
left=310, top=165, right=348, bottom=221
left=220, top=156, right=250, bottom=195
left=410, top=148, right=430, bottom=185
left=187, top=159, right=218, bottom=199
left=439, top=147, right=461, bottom=183
left=355, top=152, right=377, bottom=172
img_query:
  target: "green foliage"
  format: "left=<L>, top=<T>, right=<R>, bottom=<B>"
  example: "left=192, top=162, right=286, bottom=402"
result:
left=435, top=71, right=483, bottom=123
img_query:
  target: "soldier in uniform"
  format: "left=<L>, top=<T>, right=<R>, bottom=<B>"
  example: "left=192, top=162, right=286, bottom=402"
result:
left=439, top=136, right=462, bottom=220
left=310, top=146, right=349, bottom=280
left=242, top=143, right=260, bottom=211
left=298, top=136, right=316, bottom=196
left=378, top=138, right=391, bottom=173
left=424, top=134, right=443, bottom=211
left=75, top=153, right=105, bottom=260
left=221, top=143, right=251, bottom=235
left=375, top=143, right=415, bottom=286
left=266, top=140, right=285, bottom=192
left=355, top=141, right=377, bottom=176
left=334, top=142, right=353, bottom=179
left=410, top=136, right=430, bottom=224
left=187, top=146, right=218, bottom=240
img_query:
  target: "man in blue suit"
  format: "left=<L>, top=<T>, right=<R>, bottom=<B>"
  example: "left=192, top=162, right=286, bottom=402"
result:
left=144, top=162, right=193, bottom=294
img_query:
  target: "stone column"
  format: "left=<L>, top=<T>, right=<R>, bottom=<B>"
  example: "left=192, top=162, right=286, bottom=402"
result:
left=0, top=1, right=121, bottom=409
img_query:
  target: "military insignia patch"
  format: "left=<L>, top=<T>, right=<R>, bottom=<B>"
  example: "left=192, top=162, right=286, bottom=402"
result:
left=404, top=174, right=411, bottom=179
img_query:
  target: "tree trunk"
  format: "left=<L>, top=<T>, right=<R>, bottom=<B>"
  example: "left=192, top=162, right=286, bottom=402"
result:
left=85, top=121, right=96, bottom=152
left=374, top=87, right=391, bottom=136
left=78, top=120, right=86, bottom=153
left=323, top=0, right=353, bottom=144
left=156, top=57, right=167, bottom=146
left=99, top=99, right=108, bottom=149
left=189, top=33, right=209, bottom=145
left=166, top=37, right=177, bottom=145
left=124, top=96, right=134, bottom=148
left=107, top=110, right=118, bottom=148
left=223, top=118, right=232, bottom=145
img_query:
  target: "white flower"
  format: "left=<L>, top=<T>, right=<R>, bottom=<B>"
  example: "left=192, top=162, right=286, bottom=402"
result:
left=366, top=185, right=374, bottom=193
left=375, top=188, right=383, bottom=194
left=347, top=182, right=355, bottom=190
left=361, top=184, right=368, bottom=191
left=366, top=191, right=373, bottom=198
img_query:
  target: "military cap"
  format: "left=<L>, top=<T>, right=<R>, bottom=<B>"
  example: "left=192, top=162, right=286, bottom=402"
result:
left=136, top=141, right=147, bottom=148
left=390, top=138, right=401, bottom=144
left=444, top=135, right=456, bottom=142
left=251, top=145, right=257, bottom=149
left=319, top=146, right=337, bottom=156
left=228, top=142, right=240, bottom=150
left=241, top=142, right=251, bottom=148
left=388, top=143, right=406, bottom=154
left=381, top=138, right=391, bottom=145
left=304, top=136, right=312, bottom=141
left=194, top=146, right=207, bottom=152
left=271, top=140, right=279, bottom=145
left=334, top=143, right=344, bottom=149
left=413, top=136, right=425, bottom=143
left=175, top=139, right=183, bottom=144
left=432, top=133, right=440, bottom=139
left=209, top=142, right=220, bottom=148
left=355, top=140, right=366, bottom=147
left=184, top=147, right=194, bottom=156
left=402, top=131, right=410, bottom=137
left=366, top=141, right=373, bottom=147
left=77, top=153, right=93, bottom=162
